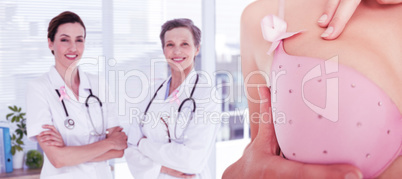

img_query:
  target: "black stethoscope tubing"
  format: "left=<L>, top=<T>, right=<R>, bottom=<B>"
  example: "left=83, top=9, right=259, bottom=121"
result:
left=141, top=73, right=199, bottom=142
left=144, top=73, right=199, bottom=115
left=55, top=89, right=107, bottom=136
left=55, top=89, right=70, bottom=117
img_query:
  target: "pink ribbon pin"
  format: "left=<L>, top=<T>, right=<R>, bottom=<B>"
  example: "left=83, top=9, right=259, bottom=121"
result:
left=59, top=86, right=70, bottom=101
left=169, top=89, right=180, bottom=105
left=260, top=15, right=302, bottom=55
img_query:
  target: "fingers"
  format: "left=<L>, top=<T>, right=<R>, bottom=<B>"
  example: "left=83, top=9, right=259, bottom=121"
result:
left=257, top=85, right=272, bottom=133
left=319, top=0, right=401, bottom=39
left=267, top=156, right=362, bottom=178
left=37, top=134, right=64, bottom=146
left=39, top=125, right=65, bottom=146
left=254, top=85, right=278, bottom=154
left=173, top=172, right=195, bottom=178
left=181, top=174, right=195, bottom=179
left=39, top=130, right=62, bottom=138
left=376, top=0, right=402, bottom=4
left=318, top=0, right=340, bottom=27
left=299, top=163, right=363, bottom=179
left=112, top=126, right=123, bottom=133
left=45, top=141, right=64, bottom=147
left=319, top=0, right=361, bottom=39
left=106, top=126, right=123, bottom=138
left=109, top=130, right=128, bottom=150
left=42, top=125, right=60, bottom=134
left=161, top=166, right=194, bottom=178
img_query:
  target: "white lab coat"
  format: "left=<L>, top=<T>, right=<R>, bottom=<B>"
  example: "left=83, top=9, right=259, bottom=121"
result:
left=26, top=66, right=119, bottom=179
left=125, top=70, right=221, bottom=179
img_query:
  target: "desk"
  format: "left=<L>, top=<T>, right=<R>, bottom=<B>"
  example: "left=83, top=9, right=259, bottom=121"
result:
left=0, top=168, right=41, bottom=179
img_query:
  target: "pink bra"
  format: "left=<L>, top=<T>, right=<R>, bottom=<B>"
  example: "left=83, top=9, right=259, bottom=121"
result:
left=262, top=14, right=402, bottom=178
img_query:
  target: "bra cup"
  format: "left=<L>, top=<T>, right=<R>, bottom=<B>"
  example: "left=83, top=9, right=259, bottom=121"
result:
left=270, top=42, right=402, bottom=178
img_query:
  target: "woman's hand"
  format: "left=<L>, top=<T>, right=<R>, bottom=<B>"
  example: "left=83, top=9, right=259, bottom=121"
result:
left=106, top=126, right=123, bottom=136
left=222, top=86, right=362, bottom=179
left=160, top=166, right=195, bottom=178
left=37, top=125, right=65, bottom=147
left=106, top=127, right=128, bottom=150
left=318, top=0, right=402, bottom=39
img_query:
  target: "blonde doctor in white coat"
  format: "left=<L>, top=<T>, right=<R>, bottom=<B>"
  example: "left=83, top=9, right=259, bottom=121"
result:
left=125, top=18, right=221, bottom=179
left=26, top=11, right=127, bottom=179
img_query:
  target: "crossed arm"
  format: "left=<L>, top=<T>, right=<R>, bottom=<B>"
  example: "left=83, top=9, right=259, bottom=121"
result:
left=37, top=125, right=127, bottom=168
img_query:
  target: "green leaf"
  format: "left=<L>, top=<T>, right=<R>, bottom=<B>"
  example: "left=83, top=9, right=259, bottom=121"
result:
left=13, top=105, right=18, bottom=111
left=17, top=124, right=21, bottom=128
left=6, top=113, right=13, bottom=120
left=11, top=146, right=16, bottom=155
left=11, top=116, right=16, bottom=123
left=16, top=145, right=23, bottom=151
left=16, top=116, right=20, bottom=122
left=16, top=130, right=23, bottom=137
left=21, top=113, right=26, bottom=116
left=17, top=139, right=24, bottom=145
left=8, top=106, right=14, bottom=111
left=11, top=134, right=16, bottom=140
left=18, top=107, right=21, bottom=112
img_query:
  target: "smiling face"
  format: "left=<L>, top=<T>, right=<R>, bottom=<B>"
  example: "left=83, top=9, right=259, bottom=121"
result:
left=163, top=27, right=200, bottom=73
left=48, top=22, right=85, bottom=72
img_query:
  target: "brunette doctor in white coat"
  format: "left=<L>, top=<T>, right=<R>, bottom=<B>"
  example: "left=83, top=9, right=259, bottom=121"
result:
left=125, top=18, right=221, bottom=179
left=26, top=11, right=127, bottom=179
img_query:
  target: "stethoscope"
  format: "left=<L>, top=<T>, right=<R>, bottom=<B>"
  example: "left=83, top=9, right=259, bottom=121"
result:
left=140, top=73, right=199, bottom=143
left=55, top=89, right=108, bottom=136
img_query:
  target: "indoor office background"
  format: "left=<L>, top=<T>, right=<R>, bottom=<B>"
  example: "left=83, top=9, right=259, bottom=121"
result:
left=0, top=0, right=252, bottom=178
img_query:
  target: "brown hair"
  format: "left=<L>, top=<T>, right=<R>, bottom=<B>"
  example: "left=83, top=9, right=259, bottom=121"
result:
left=47, top=11, right=86, bottom=54
left=159, top=18, right=201, bottom=49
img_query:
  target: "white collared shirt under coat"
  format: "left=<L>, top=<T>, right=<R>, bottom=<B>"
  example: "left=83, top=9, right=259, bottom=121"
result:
left=26, top=66, right=118, bottom=179
left=125, top=70, right=221, bottom=179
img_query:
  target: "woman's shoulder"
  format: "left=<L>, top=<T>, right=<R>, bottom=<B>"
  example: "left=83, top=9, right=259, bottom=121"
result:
left=241, top=0, right=279, bottom=26
left=28, top=72, right=51, bottom=91
left=192, top=72, right=215, bottom=97
left=80, top=70, right=102, bottom=89
left=240, top=0, right=280, bottom=76
left=26, top=72, right=55, bottom=102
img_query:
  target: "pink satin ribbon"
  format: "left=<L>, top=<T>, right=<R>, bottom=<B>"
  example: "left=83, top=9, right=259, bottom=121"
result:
left=260, top=15, right=302, bottom=55
left=169, top=89, right=180, bottom=105
left=59, top=86, right=70, bottom=101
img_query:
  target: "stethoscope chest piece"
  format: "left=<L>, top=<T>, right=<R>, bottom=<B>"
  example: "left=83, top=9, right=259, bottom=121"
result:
left=56, top=88, right=107, bottom=135
left=64, top=118, right=75, bottom=129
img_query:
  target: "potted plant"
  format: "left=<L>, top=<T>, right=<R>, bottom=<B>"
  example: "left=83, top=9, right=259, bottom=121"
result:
left=6, top=105, right=27, bottom=169
left=25, top=150, right=44, bottom=169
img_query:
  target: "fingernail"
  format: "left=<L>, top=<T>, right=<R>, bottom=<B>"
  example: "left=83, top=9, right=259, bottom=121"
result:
left=318, top=14, right=327, bottom=23
left=321, top=26, right=334, bottom=38
left=344, top=172, right=362, bottom=179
